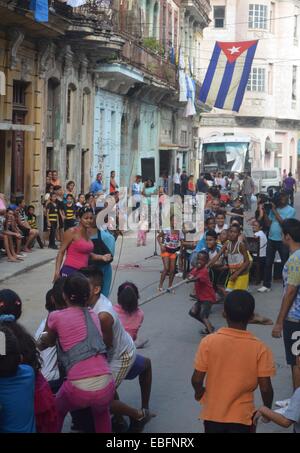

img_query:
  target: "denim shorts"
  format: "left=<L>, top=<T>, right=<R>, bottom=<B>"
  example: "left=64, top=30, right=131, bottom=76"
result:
left=125, top=354, right=146, bottom=380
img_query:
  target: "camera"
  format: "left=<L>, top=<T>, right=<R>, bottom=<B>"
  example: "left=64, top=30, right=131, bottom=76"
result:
left=259, top=190, right=281, bottom=213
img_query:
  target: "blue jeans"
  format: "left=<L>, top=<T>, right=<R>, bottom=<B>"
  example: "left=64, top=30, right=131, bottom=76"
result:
left=263, top=239, right=289, bottom=288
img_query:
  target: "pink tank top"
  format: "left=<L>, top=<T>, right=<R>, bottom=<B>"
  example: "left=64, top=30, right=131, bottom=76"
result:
left=64, top=234, right=94, bottom=270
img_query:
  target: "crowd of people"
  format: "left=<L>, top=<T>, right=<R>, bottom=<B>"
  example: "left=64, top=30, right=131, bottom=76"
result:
left=1, top=167, right=300, bottom=434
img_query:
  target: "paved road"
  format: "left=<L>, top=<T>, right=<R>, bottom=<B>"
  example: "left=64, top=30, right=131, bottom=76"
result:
left=1, top=196, right=299, bottom=433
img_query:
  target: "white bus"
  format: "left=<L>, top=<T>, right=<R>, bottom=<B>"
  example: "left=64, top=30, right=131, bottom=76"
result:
left=200, top=134, right=260, bottom=175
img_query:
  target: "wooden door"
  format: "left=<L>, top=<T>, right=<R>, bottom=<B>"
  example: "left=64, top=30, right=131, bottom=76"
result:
left=11, top=111, right=25, bottom=197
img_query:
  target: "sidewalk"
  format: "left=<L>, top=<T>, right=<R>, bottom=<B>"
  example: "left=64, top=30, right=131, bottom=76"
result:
left=0, top=248, right=57, bottom=284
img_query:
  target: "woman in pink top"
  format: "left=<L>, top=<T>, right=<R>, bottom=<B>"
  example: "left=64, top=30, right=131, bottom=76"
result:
left=38, top=274, right=115, bottom=433
left=114, top=282, right=144, bottom=341
left=53, top=207, right=94, bottom=281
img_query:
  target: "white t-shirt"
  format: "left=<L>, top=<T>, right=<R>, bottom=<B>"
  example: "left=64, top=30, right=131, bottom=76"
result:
left=173, top=173, right=181, bottom=185
left=282, top=388, right=300, bottom=433
left=215, top=178, right=226, bottom=189
left=215, top=224, right=229, bottom=234
left=254, top=230, right=267, bottom=258
left=35, top=319, right=60, bottom=382
left=92, top=294, right=136, bottom=363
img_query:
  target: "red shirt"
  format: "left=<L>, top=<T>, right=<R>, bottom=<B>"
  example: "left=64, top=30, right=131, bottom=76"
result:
left=190, top=267, right=216, bottom=303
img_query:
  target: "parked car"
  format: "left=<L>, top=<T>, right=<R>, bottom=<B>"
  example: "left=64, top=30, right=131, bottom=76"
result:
left=252, top=169, right=281, bottom=194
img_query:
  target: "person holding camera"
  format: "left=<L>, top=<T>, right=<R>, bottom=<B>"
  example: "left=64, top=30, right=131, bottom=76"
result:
left=258, top=192, right=296, bottom=293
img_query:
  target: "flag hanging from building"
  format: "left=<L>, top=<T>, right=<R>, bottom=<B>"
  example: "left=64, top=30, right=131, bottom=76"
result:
left=199, top=40, right=258, bottom=112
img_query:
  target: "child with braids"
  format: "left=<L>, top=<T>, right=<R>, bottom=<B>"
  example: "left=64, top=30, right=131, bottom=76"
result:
left=37, top=273, right=115, bottom=433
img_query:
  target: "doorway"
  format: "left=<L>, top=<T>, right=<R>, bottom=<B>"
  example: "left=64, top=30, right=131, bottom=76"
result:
left=159, top=150, right=173, bottom=177
left=141, top=158, right=155, bottom=182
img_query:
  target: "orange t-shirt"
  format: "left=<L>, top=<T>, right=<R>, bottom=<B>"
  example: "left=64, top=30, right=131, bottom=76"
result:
left=51, top=179, right=61, bottom=187
left=194, top=327, right=275, bottom=425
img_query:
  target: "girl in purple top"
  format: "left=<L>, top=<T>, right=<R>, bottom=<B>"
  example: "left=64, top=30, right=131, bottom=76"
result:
left=38, top=274, right=115, bottom=433
left=53, top=207, right=94, bottom=282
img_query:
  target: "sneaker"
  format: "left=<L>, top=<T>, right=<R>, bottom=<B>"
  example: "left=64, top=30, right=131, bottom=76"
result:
left=175, top=272, right=183, bottom=278
left=275, top=398, right=290, bottom=408
left=257, top=286, right=271, bottom=293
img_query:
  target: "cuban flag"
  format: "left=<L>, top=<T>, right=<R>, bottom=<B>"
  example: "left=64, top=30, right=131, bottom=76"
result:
left=199, top=40, right=258, bottom=112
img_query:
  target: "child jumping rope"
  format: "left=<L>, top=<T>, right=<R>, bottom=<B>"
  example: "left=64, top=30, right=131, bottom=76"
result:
left=157, top=215, right=183, bottom=293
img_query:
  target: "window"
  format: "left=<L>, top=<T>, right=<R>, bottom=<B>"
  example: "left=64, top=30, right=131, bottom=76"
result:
left=292, top=66, right=297, bottom=100
left=214, top=6, right=225, bottom=28
left=249, top=4, right=268, bottom=30
left=247, top=67, right=266, bottom=92
left=13, top=81, right=26, bottom=106
left=180, top=130, right=187, bottom=146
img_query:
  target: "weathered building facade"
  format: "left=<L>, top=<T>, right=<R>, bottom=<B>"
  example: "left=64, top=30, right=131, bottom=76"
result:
left=0, top=0, right=211, bottom=216
left=92, top=0, right=211, bottom=189
left=0, top=0, right=123, bottom=216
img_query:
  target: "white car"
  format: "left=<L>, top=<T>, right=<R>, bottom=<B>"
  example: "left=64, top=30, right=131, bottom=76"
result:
left=252, top=169, right=281, bottom=194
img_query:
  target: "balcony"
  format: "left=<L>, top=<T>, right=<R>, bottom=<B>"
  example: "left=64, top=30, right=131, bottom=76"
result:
left=121, top=40, right=176, bottom=88
left=50, top=0, right=115, bottom=30
left=181, top=0, right=211, bottom=26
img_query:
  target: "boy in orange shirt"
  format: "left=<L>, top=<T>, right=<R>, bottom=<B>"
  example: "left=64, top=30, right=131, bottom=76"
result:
left=191, top=290, right=275, bottom=433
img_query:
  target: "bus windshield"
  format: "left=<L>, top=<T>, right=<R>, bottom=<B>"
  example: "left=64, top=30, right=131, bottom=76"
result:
left=202, top=142, right=250, bottom=174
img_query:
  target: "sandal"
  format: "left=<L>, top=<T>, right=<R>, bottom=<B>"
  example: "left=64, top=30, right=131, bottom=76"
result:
left=249, top=316, right=273, bottom=325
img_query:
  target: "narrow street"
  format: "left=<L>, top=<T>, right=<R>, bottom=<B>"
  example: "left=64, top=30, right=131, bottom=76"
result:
left=2, top=194, right=299, bottom=433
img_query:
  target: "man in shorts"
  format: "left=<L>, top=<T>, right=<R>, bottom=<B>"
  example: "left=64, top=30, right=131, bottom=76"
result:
left=272, top=219, right=300, bottom=393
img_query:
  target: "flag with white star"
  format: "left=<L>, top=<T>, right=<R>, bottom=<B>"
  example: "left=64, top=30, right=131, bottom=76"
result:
left=199, top=40, right=259, bottom=112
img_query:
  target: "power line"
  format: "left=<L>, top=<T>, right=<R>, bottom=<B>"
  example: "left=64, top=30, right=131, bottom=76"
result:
left=122, top=13, right=300, bottom=28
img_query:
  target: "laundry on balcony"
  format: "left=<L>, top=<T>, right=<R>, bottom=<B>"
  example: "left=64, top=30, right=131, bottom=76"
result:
left=66, top=0, right=87, bottom=7
left=29, top=0, right=49, bottom=22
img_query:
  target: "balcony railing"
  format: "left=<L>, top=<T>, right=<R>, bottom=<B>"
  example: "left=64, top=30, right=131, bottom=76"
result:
left=181, top=0, right=211, bottom=25
left=50, top=0, right=115, bottom=29
left=121, top=39, right=176, bottom=88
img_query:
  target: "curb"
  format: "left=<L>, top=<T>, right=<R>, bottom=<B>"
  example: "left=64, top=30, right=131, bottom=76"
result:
left=0, top=256, right=56, bottom=284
